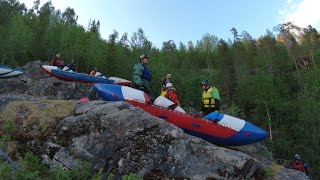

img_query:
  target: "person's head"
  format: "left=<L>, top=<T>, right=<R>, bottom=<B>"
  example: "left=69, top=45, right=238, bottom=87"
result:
left=56, top=54, right=61, bottom=58
left=166, top=82, right=174, bottom=90
left=166, top=74, right=172, bottom=79
left=201, top=80, right=211, bottom=90
left=139, top=53, right=149, bottom=65
left=294, top=154, right=301, bottom=162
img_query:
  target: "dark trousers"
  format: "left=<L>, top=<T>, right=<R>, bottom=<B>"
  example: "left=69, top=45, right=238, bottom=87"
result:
left=203, top=108, right=216, bottom=116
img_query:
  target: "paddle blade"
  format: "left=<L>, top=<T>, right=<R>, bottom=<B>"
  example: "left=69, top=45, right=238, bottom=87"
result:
left=79, top=97, right=90, bottom=102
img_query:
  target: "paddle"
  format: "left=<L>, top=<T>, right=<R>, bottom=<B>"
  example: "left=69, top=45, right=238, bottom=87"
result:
left=167, top=103, right=179, bottom=110
left=79, top=86, right=94, bottom=102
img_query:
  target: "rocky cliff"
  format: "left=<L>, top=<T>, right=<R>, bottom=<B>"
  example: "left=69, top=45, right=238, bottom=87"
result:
left=0, top=61, right=309, bottom=179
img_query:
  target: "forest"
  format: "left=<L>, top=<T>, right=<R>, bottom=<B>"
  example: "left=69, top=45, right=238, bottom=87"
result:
left=1, top=0, right=320, bottom=176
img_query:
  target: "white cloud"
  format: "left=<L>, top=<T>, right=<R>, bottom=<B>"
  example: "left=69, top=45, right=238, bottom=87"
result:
left=280, top=0, right=320, bottom=28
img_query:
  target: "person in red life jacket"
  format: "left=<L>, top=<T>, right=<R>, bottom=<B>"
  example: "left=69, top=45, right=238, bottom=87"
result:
left=290, top=154, right=309, bottom=175
left=199, top=80, right=221, bottom=117
left=51, top=54, right=64, bottom=69
left=161, top=83, right=180, bottom=106
left=90, top=67, right=97, bottom=76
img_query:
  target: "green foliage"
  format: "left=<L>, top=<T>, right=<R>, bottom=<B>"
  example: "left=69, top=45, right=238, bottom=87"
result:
left=0, top=115, right=15, bottom=148
left=264, top=162, right=284, bottom=177
left=122, top=173, right=142, bottom=180
left=0, top=161, right=14, bottom=180
left=50, top=165, right=72, bottom=180
left=15, top=151, right=48, bottom=179
left=0, top=151, right=103, bottom=180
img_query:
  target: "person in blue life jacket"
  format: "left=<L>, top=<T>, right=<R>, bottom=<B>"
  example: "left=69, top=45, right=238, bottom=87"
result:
left=199, top=80, right=221, bottom=117
left=132, top=53, right=152, bottom=95
left=290, top=154, right=309, bottom=175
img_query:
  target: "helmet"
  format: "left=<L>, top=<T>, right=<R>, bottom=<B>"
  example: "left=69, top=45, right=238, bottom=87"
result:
left=139, top=53, right=149, bottom=60
left=166, top=83, right=173, bottom=88
left=294, top=154, right=301, bottom=160
left=166, top=74, right=172, bottom=78
left=201, top=80, right=210, bottom=86
left=56, top=54, right=61, bottom=58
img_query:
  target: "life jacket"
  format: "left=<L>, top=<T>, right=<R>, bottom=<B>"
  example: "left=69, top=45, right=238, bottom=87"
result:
left=291, top=161, right=306, bottom=173
left=51, top=58, right=63, bottom=67
left=202, top=87, right=216, bottom=108
left=165, top=91, right=179, bottom=104
left=141, top=64, right=152, bottom=81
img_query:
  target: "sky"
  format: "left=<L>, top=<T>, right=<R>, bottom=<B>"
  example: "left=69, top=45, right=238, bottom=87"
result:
left=19, top=0, right=320, bottom=48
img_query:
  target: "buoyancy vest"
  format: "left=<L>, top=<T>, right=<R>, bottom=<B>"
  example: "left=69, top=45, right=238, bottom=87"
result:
left=291, top=161, right=306, bottom=173
left=142, top=64, right=152, bottom=81
left=202, top=87, right=216, bottom=108
left=165, top=91, right=179, bottom=104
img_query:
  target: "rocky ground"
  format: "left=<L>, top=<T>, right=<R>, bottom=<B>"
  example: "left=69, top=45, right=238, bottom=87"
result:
left=0, top=61, right=309, bottom=179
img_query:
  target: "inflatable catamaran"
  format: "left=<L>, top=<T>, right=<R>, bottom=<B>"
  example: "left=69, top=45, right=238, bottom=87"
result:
left=0, top=66, right=24, bottom=78
left=93, top=83, right=268, bottom=146
left=42, top=65, right=131, bottom=86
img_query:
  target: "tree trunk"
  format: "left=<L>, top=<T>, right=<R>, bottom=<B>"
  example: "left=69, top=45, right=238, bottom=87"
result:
left=265, top=101, right=273, bottom=141
left=286, top=41, right=300, bottom=76
left=1, top=54, right=6, bottom=65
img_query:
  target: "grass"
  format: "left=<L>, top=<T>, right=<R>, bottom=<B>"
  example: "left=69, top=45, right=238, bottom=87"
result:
left=0, top=100, right=75, bottom=155
left=1, top=100, right=75, bottom=135
left=264, top=162, right=284, bottom=177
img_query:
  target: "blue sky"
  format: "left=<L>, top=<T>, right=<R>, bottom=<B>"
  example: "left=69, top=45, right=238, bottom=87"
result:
left=20, top=0, right=320, bottom=48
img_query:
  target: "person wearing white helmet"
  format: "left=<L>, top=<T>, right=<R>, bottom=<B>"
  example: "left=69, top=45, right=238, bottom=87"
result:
left=160, top=82, right=180, bottom=106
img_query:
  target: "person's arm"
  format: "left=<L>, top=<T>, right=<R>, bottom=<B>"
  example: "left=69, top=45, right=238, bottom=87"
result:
left=289, top=162, right=293, bottom=169
left=133, top=64, right=144, bottom=87
left=161, top=91, right=167, bottom=97
left=211, top=88, right=221, bottom=111
left=303, top=161, right=309, bottom=175
left=214, top=99, right=221, bottom=111
left=161, top=78, right=166, bottom=88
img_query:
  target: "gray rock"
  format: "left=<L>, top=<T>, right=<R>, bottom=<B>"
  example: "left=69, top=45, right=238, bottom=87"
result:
left=273, top=168, right=309, bottom=180
left=52, top=101, right=266, bottom=179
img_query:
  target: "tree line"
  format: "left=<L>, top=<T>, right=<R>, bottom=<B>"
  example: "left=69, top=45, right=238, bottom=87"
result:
left=1, top=0, right=320, bottom=176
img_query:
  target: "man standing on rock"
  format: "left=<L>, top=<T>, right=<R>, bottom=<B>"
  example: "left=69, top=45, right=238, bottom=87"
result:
left=132, top=53, right=152, bottom=95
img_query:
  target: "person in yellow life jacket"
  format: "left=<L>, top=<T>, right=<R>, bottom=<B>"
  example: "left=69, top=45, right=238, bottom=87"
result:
left=161, top=74, right=172, bottom=92
left=199, top=80, right=221, bottom=116
left=161, top=83, right=180, bottom=106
